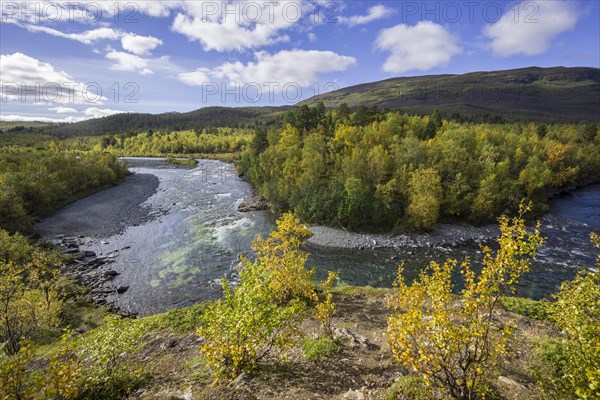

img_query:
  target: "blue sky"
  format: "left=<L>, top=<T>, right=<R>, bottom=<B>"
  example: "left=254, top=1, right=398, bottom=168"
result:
left=1, top=0, right=598, bottom=122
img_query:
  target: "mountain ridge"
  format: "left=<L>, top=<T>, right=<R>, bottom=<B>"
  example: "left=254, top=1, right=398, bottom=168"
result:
left=299, top=66, right=600, bottom=123
left=16, top=66, right=600, bottom=137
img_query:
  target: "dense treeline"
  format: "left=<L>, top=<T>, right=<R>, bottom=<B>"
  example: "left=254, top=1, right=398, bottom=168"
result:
left=240, top=104, right=600, bottom=231
left=90, top=129, right=253, bottom=156
left=35, top=106, right=287, bottom=137
left=0, top=148, right=127, bottom=231
left=1, top=129, right=253, bottom=158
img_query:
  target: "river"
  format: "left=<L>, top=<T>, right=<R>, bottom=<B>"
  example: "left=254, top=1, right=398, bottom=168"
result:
left=37, top=158, right=600, bottom=316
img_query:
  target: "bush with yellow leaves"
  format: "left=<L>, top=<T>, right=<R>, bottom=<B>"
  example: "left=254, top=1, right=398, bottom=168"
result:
left=198, top=213, right=322, bottom=380
left=536, top=232, right=600, bottom=399
left=387, top=203, right=544, bottom=399
left=0, top=230, right=66, bottom=355
left=0, top=331, right=81, bottom=400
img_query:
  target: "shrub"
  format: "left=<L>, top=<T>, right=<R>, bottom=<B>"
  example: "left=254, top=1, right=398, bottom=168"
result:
left=78, top=315, right=147, bottom=398
left=315, top=271, right=338, bottom=338
left=387, top=204, right=543, bottom=399
left=198, top=268, right=306, bottom=379
left=43, top=331, right=82, bottom=399
left=538, top=232, right=600, bottom=399
left=500, top=296, right=551, bottom=321
left=0, top=342, right=37, bottom=400
left=0, top=231, right=66, bottom=355
left=386, top=375, right=433, bottom=400
left=198, top=213, right=319, bottom=380
left=0, top=332, right=81, bottom=400
left=302, top=337, right=339, bottom=362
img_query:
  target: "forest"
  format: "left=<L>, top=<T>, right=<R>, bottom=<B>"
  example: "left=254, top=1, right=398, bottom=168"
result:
left=239, top=104, right=600, bottom=231
left=0, top=148, right=127, bottom=232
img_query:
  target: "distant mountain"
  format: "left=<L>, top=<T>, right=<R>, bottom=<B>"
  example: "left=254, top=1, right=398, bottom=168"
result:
left=40, top=106, right=289, bottom=137
left=300, top=67, right=600, bottom=123
left=33, top=67, right=600, bottom=137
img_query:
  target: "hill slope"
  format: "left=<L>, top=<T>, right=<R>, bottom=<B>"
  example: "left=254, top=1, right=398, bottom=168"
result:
left=40, top=106, right=289, bottom=137
left=300, top=66, right=600, bottom=122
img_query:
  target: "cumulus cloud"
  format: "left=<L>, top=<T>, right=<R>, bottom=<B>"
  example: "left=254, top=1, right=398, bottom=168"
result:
left=106, top=50, right=153, bottom=75
left=84, top=107, right=128, bottom=118
left=483, top=0, right=578, bottom=57
left=22, top=26, right=120, bottom=44
left=375, top=21, right=462, bottom=74
left=49, top=106, right=77, bottom=114
left=0, top=52, right=105, bottom=104
left=339, top=5, right=393, bottom=26
left=1, top=107, right=127, bottom=123
left=8, top=1, right=309, bottom=53
left=0, top=114, right=83, bottom=123
left=179, top=49, right=356, bottom=86
left=121, top=34, right=163, bottom=55
left=171, top=0, right=310, bottom=52
left=21, top=24, right=163, bottom=57
left=1, top=0, right=180, bottom=24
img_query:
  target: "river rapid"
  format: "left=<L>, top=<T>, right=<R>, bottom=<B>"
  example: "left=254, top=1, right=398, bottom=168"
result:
left=37, top=158, right=600, bottom=316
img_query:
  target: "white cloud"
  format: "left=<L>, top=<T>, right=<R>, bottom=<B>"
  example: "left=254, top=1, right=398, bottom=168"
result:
left=8, top=1, right=309, bottom=53
left=375, top=21, right=462, bottom=74
left=22, top=26, right=120, bottom=44
left=339, top=5, right=393, bottom=26
left=1, top=108, right=128, bottom=124
left=0, top=115, right=83, bottom=123
left=84, top=107, right=128, bottom=118
left=106, top=47, right=180, bottom=75
left=171, top=0, right=310, bottom=52
left=2, top=0, right=181, bottom=24
left=106, top=50, right=155, bottom=75
left=121, top=34, right=163, bottom=55
left=483, top=0, right=578, bottom=57
left=307, top=32, right=317, bottom=42
left=179, top=49, right=356, bottom=86
left=21, top=24, right=163, bottom=56
left=0, top=52, right=105, bottom=104
left=49, top=106, right=78, bottom=114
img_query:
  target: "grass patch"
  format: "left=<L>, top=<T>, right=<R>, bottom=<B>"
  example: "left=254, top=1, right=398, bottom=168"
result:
left=386, top=375, right=433, bottom=400
left=302, top=337, right=339, bottom=362
left=500, top=296, right=551, bottom=321
left=78, top=370, right=151, bottom=400
left=143, top=302, right=209, bottom=332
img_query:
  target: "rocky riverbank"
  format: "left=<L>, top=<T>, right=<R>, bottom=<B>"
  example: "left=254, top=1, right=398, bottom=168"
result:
left=36, top=173, right=162, bottom=238
left=36, top=171, right=165, bottom=316
left=54, top=235, right=136, bottom=316
left=307, top=223, right=500, bottom=250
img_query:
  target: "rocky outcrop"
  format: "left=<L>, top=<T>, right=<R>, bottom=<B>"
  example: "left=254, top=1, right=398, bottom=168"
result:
left=55, top=236, right=136, bottom=317
left=237, top=195, right=270, bottom=212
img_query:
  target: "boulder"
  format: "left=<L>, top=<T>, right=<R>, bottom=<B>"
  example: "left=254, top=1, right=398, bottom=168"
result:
left=237, top=195, right=270, bottom=212
left=116, top=285, right=129, bottom=293
left=342, top=389, right=365, bottom=400
left=333, top=327, right=378, bottom=350
left=103, top=270, right=119, bottom=278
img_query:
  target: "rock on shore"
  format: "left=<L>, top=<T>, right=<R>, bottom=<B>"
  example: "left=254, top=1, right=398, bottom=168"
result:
left=237, top=195, right=270, bottom=212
